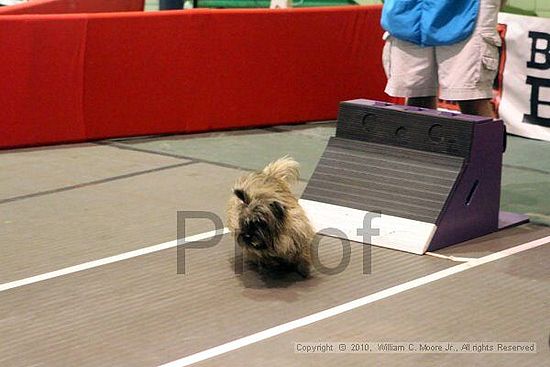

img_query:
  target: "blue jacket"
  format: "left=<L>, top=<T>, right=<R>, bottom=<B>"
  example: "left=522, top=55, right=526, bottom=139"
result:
left=381, top=0, right=480, bottom=47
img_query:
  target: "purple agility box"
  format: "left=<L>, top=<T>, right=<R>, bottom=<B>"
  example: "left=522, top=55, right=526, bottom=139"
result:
left=300, top=99, right=528, bottom=254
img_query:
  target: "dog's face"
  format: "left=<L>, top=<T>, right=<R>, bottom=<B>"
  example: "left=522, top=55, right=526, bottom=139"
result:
left=233, top=189, right=285, bottom=251
left=238, top=211, right=271, bottom=250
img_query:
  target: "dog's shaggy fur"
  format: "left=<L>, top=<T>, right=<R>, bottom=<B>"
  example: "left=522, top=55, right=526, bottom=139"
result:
left=227, top=157, right=315, bottom=277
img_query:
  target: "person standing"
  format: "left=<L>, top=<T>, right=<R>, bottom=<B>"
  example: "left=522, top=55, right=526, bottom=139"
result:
left=381, top=0, right=506, bottom=117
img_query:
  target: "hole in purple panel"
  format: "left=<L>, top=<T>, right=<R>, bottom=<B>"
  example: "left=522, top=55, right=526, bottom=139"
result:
left=429, top=124, right=444, bottom=143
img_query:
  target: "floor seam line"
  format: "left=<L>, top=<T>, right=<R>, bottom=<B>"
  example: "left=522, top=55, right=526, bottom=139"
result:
left=97, top=141, right=309, bottom=182
left=502, top=163, right=550, bottom=175
left=0, top=161, right=195, bottom=205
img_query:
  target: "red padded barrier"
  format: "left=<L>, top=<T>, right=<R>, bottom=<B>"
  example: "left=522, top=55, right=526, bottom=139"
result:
left=0, top=17, right=87, bottom=147
left=0, top=0, right=144, bottom=15
left=84, top=7, right=390, bottom=138
left=0, top=6, right=391, bottom=148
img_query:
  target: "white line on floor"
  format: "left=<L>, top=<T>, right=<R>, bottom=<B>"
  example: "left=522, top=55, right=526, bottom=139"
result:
left=157, top=235, right=550, bottom=367
left=0, top=228, right=230, bottom=293
left=425, top=251, right=475, bottom=262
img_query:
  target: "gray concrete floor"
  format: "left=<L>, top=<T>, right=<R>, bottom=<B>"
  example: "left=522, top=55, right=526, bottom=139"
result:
left=0, top=122, right=549, bottom=366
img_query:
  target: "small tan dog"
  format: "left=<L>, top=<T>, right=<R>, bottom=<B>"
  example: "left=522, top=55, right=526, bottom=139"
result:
left=227, top=157, right=315, bottom=278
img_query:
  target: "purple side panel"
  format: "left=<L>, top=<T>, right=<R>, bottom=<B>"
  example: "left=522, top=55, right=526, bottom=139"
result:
left=428, top=119, right=505, bottom=251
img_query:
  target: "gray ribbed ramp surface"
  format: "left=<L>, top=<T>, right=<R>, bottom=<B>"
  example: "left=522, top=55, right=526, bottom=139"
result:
left=302, top=137, right=464, bottom=224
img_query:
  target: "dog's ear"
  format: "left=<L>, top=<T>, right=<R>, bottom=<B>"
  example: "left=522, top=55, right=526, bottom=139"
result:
left=270, top=201, right=286, bottom=221
left=233, top=188, right=250, bottom=205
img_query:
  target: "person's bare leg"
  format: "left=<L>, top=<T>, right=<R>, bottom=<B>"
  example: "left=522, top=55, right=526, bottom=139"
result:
left=458, top=99, right=494, bottom=118
left=406, top=96, right=438, bottom=109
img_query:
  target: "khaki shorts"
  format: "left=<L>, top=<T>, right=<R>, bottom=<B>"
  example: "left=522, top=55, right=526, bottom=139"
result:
left=382, top=0, right=502, bottom=101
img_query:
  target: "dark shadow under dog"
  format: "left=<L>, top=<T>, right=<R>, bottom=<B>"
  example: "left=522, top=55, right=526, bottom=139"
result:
left=229, top=256, right=322, bottom=292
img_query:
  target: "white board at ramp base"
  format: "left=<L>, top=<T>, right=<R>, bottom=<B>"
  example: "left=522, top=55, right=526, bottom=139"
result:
left=299, top=199, right=437, bottom=255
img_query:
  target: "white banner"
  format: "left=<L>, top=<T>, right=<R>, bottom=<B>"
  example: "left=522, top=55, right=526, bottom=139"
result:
left=498, top=13, right=550, bottom=141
